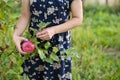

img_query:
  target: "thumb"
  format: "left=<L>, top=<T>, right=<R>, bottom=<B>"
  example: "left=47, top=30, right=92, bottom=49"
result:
left=16, top=42, right=27, bottom=54
left=20, top=37, right=28, bottom=42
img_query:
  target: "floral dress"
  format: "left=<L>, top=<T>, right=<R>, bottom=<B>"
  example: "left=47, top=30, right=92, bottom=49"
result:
left=22, top=0, right=73, bottom=80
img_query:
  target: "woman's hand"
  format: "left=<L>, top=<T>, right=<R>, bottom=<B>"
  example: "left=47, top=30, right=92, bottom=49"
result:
left=36, top=27, right=56, bottom=40
left=13, top=35, right=28, bottom=54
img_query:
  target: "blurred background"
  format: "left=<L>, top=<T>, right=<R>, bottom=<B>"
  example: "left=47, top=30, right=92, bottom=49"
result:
left=84, top=0, right=120, bottom=6
left=0, top=0, right=120, bottom=80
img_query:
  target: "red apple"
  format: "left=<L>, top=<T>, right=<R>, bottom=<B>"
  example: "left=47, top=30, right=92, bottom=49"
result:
left=21, top=41, right=35, bottom=53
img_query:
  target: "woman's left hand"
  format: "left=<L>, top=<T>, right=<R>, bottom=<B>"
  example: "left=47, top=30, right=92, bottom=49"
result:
left=36, top=27, right=55, bottom=40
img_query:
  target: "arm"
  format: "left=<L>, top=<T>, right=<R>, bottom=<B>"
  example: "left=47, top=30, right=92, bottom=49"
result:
left=14, top=0, right=30, bottom=36
left=13, top=0, right=30, bottom=54
left=37, top=0, right=83, bottom=40
left=52, top=0, right=83, bottom=34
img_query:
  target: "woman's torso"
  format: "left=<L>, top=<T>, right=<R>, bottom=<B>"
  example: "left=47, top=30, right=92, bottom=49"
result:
left=29, top=0, right=73, bottom=51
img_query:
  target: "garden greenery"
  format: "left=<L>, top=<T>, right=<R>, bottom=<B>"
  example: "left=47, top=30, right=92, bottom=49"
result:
left=0, top=1, right=120, bottom=80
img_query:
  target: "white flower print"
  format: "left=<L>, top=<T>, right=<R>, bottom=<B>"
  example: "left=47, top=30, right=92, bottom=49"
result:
left=44, top=13, right=47, bottom=19
left=35, top=65, right=44, bottom=71
left=30, top=59, right=36, bottom=64
left=24, top=66, right=29, bottom=72
left=61, top=74, right=65, bottom=78
left=50, top=72, right=53, bottom=74
left=58, top=74, right=62, bottom=80
left=35, top=58, right=39, bottom=61
left=58, top=44, right=64, bottom=50
left=60, top=55, right=65, bottom=61
left=53, top=17, right=62, bottom=24
left=48, top=1, right=53, bottom=5
left=25, top=0, right=73, bottom=79
left=59, top=36, right=63, bottom=42
left=31, top=17, right=39, bottom=22
left=58, top=0, right=63, bottom=2
left=31, top=22, right=34, bottom=26
left=43, top=5, right=46, bottom=8
left=41, top=0, right=45, bottom=2
left=30, top=0, right=37, bottom=5
left=65, top=64, right=69, bottom=67
left=65, top=72, right=72, bottom=79
left=32, top=72, right=36, bottom=76
left=44, top=77, right=48, bottom=80
left=33, top=10, right=42, bottom=16
left=53, top=63, right=61, bottom=69
left=47, top=7, right=55, bottom=15
left=44, top=65, right=49, bottom=70
left=44, top=71, right=47, bottom=74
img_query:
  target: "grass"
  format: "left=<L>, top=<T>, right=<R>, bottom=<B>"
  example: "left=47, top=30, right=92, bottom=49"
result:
left=0, top=1, right=120, bottom=80
left=72, top=5, right=120, bottom=80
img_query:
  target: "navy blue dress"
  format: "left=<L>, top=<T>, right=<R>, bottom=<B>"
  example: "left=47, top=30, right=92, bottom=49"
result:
left=22, top=0, right=73, bottom=80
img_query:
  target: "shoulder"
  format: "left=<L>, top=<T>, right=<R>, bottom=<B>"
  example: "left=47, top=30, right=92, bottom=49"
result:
left=71, top=0, right=82, bottom=5
left=70, top=0, right=82, bottom=6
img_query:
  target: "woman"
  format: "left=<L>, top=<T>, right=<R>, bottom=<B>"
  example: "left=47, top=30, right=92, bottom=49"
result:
left=13, top=0, right=83, bottom=80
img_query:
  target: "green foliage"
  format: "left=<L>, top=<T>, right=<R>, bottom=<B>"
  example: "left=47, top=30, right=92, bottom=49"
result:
left=0, top=1, right=120, bottom=80
left=24, top=22, right=77, bottom=64
left=0, top=1, right=23, bottom=80
left=72, top=5, right=120, bottom=80
left=83, top=4, right=120, bottom=14
left=24, top=22, right=60, bottom=63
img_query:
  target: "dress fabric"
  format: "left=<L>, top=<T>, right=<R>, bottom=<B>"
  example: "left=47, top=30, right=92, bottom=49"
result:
left=22, top=0, right=73, bottom=80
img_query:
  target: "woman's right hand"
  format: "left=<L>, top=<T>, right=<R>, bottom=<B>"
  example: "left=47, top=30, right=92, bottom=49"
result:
left=13, top=35, right=28, bottom=54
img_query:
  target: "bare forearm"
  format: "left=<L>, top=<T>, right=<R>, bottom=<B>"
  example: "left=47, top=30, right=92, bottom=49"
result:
left=14, top=16, right=30, bottom=36
left=53, top=17, right=82, bottom=34
left=14, top=0, right=30, bottom=36
left=52, top=0, right=83, bottom=34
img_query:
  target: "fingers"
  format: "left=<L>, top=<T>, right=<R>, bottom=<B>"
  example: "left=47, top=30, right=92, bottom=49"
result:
left=36, top=32, right=52, bottom=40
left=19, top=37, right=28, bottom=54
left=20, top=37, right=28, bottom=42
left=39, top=36, right=50, bottom=40
left=36, top=30, right=46, bottom=37
left=36, top=30, right=48, bottom=40
left=13, top=36, right=28, bottom=54
left=37, top=33, right=48, bottom=39
left=36, top=28, right=55, bottom=40
left=16, top=42, right=27, bottom=54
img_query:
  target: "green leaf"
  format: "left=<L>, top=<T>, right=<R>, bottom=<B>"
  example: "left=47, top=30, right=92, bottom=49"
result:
left=6, top=69, right=17, bottom=74
left=44, top=58, right=53, bottom=64
left=53, top=47, right=59, bottom=53
left=9, top=54, right=17, bottom=64
left=44, top=42, right=51, bottom=49
left=38, top=22, right=50, bottom=30
left=60, top=48, right=79, bottom=59
left=29, top=27, right=38, bottom=36
left=50, top=53, right=59, bottom=62
left=38, top=49, right=46, bottom=60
